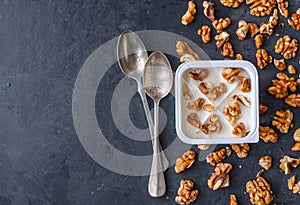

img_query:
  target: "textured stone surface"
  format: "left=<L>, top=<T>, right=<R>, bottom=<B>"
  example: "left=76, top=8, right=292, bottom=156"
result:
left=0, top=0, right=299, bottom=204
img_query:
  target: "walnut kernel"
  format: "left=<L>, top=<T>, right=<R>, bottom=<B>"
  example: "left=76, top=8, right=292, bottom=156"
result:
left=277, top=0, right=289, bottom=18
left=212, top=18, right=231, bottom=33
left=274, top=35, right=298, bottom=59
left=187, top=112, right=201, bottom=129
left=259, top=103, right=268, bottom=115
left=259, top=9, right=278, bottom=35
left=201, top=114, right=222, bottom=134
left=259, top=156, right=272, bottom=170
left=231, top=95, right=251, bottom=107
left=287, top=65, right=296, bottom=75
left=292, top=141, right=300, bottom=151
left=209, top=83, right=227, bottom=101
left=236, top=20, right=249, bottom=40
left=285, top=94, right=300, bottom=107
left=208, top=163, right=233, bottom=190
left=187, top=98, right=204, bottom=111
left=176, top=41, right=201, bottom=62
left=230, top=194, right=238, bottom=205
left=246, top=0, right=276, bottom=17
left=254, top=34, right=264, bottom=49
left=259, top=126, right=278, bottom=143
left=231, top=143, right=250, bottom=158
left=224, top=102, right=241, bottom=126
left=288, top=9, right=300, bottom=30
left=175, top=150, right=196, bottom=173
left=189, top=69, right=209, bottom=81
left=203, top=104, right=215, bottom=112
left=206, top=147, right=231, bottom=166
left=175, top=179, right=199, bottom=205
left=272, top=109, right=294, bottom=133
left=294, top=128, right=300, bottom=141
left=203, top=1, right=215, bottom=21
left=273, top=59, right=286, bottom=71
left=215, top=31, right=230, bottom=48
left=279, top=155, right=300, bottom=174
left=256, top=49, right=272, bottom=69
left=232, top=122, right=249, bottom=137
left=221, top=42, right=235, bottom=57
left=222, top=68, right=241, bottom=83
left=221, top=0, right=243, bottom=8
left=198, top=25, right=211, bottom=43
left=246, top=176, right=274, bottom=205
left=238, top=76, right=251, bottom=92
left=248, top=23, right=260, bottom=37
left=268, top=73, right=298, bottom=98
left=181, top=1, right=197, bottom=26
left=198, top=144, right=211, bottom=150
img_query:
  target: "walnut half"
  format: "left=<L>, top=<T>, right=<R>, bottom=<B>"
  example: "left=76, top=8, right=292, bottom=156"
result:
left=288, top=9, right=300, bottom=30
left=203, top=1, right=215, bottom=21
left=206, top=147, right=231, bottom=166
left=197, top=25, right=211, bottom=43
left=259, top=126, right=278, bottom=143
left=175, top=150, right=196, bottom=173
left=181, top=1, right=197, bottom=26
left=285, top=94, right=300, bottom=108
left=279, top=155, right=300, bottom=174
left=246, top=176, right=274, bottom=205
left=259, top=155, right=272, bottom=170
left=175, top=179, right=199, bottom=205
left=274, top=35, right=298, bottom=59
left=208, top=163, right=233, bottom=190
left=272, top=109, right=294, bottom=133
left=176, top=41, right=201, bottom=62
left=256, top=49, right=272, bottom=69
left=232, top=122, right=249, bottom=137
left=231, top=143, right=250, bottom=158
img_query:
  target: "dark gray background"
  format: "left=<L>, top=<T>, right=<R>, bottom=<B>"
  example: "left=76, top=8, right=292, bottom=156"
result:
left=0, top=0, right=299, bottom=204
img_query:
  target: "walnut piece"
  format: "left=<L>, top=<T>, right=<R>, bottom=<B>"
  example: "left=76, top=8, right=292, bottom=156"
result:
left=182, top=82, right=193, bottom=100
left=235, top=53, right=243, bottom=60
left=259, top=9, right=278, bottom=35
left=238, top=76, right=251, bottom=92
left=209, top=83, right=227, bottom=101
left=201, top=114, right=222, bottom=134
left=259, top=156, right=272, bottom=170
left=176, top=41, right=201, bottom=62
left=288, top=175, right=300, bottom=194
left=198, top=144, right=210, bottom=150
left=246, top=176, right=274, bottom=205
left=285, top=94, right=300, bottom=107
left=208, top=163, right=233, bottom=190
left=272, top=109, right=294, bottom=133
left=268, top=73, right=298, bottom=98
left=246, top=0, right=276, bottom=17
left=231, top=143, right=250, bottom=158
left=221, top=0, right=243, bottom=8
left=254, top=34, right=264, bottom=49
left=248, top=23, right=260, bottom=37
left=215, top=31, right=230, bottom=48
left=274, top=35, right=298, bottom=59
left=221, top=42, right=235, bottom=57
left=203, top=1, right=215, bottom=21
left=259, top=103, right=268, bottom=115
left=236, top=20, right=249, bottom=40
left=231, top=95, right=251, bottom=107
left=256, top=49, right=272, bottom=69
left=287, top=65, right=296, bottom=75
left=187, top=112, right=201, bottom=129
left=277, top=0, right=289, bottom=17
left=292, top=141, right=300, bottom=151
left=206, top=147, right=231, bottom=166
left=232, top=122, right=249, bottom=137
left=230, top=194, right=239, bottom=205
left=175, top=150, right=196, bottom=173
left=212, top=18, right=231, bottom=33
left=181, top=1, right=197, bottom=26
left=273, top=59, right=286, bottom=71
left=189, top=69, right=209, bottom=81
left=288, top=9, right=300, bottom=30
left=175, top=179, right=199, bottom=205
left=294, top=128, right=300, bottom=141
left=198, top=25, right=211, bottom=43
left=222, top=68, right=241, bottom=83
left=279, top=155, right=300, bottom=174
left=203, top=104, right=215, bottom=112
left=187, top=98, right=204, bottom=111
left=224, top=102, right=241, bottom=126
left=199, top=82, right=213, bottom=94
left=259, top=126, right=278, bottom=143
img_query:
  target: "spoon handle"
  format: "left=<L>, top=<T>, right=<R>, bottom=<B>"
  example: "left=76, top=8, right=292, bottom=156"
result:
left=138, top=88, right=169, bottom=170
left=148, top=100, right=166, bottom=197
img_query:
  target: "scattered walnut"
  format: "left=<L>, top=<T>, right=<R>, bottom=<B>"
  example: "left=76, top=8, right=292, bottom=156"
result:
left=232, top=122, right=249, bottom=137
left=206, top=147, right=231, bottom=166
left=288, top=65, right=297, bottom=75
left=288, top=9, right=300, bottom=30
left=268, top=73, right=298, bottom=98
left=231, top=95, right=251, bottom=107
left=187, top=112, right=201, bottom=129
left=208, top=163, right=233, bottom=190
left=230, top=194, right=239, bottom=205
left=189, top=69, right=209, bottom=81
left=259, top=156, right=272, bottom=170
left=215, top=31, right=230, bottom=48
left=294, top=128, right=300, bottom=141
left=181, top=1, right=197, bottom=26
left=224, top=102, right=241, bottom=126
left=212, top=18, right=231, bottom=33
left=235, top=53, right=243, bottom=60
left=203, top=1, right=215, bottom=21
left=222, top=68, right=241, bottom=83
left=199, top=82, right=213, bottom=94
left=292, top=141, right=300, bottom=151
left=259, top=103, right=268, bottom=115
left=182, top=82, right=193, bottom=100
left=176, top=41, right=201, bottom=62
left=201, top=114, right=222, bottom=134
left=259, top=9, right=278, bottom=35
left=273, top=59, right=286, bottom=71
left=175, top=150, right=196, bottom=173
left=288, top=175, right=300, bottom=194
left=209, top=83, right=227, bottom=101
left=274, top=35, right=298, bottom=59
left=198, top=144, right=211, bottom=150
left=238, top=76, right=251, bottom=92
left=254, top=34, right=264, bottom=49
left=221, top=42, right=235, bottom=57
left=285, top=94, right=300, bottom=107
left=187, top=98, right=204, bottom=111
left=198, top=25, right=211, bottom=43
left=203, top=104, right=215, bottom=112
left=236, top=20, right=249, bottom=40
left=246, top=176, right=274, bottom=205
left=248, top=23, right=260, bottom=37
left=221, top=0, right=243, bottom=8
left=277, top=0, right=289, bottom=18
left=246, top=0, right=276, bottom=17
left=256, top=49, right=272, bottom=69
left=279, top=155, right=300, bottom=174
left=231, top=143, right=250, bottom=158
left=175, top=179, right=199, bottom=205
left=272, top=109, right=294, bottom=133
left=259, top=126, right=278, bottom=143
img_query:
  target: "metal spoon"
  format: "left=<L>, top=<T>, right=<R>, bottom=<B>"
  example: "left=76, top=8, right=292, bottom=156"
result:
left=117, top=31, right=169, bottom=170
left=143, top=51, right=173, bottom=197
